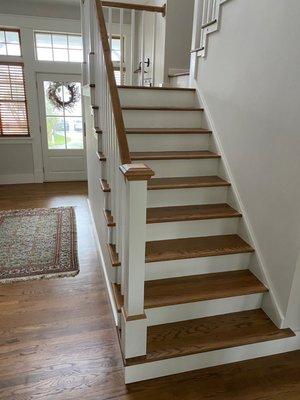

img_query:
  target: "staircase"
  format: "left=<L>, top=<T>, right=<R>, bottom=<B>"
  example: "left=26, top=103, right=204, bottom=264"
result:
left=82, top=0, right=297, bottom=384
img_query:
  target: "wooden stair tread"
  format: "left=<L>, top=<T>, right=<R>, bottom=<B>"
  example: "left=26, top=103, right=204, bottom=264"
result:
left=118, top=85, right=195, bottom=91
left=122, top=106, right=204, bottom=111
left=112, top=270, right=266, bottom=311
left=147, top=203, right=242, bottom=223
left=107, top=244, right=121, bottom=267
left=146, top=234, right=254, bottom=263
left=126, top=309, right=295, bottom=365
left=99, top=179, right=110, bottom=193
left=148, top=176, right=231, bottom=190
left=103, top=209, right=115, bottom=227
left=131, top=151, right=220, bottom=161
left=144, top=270, right=267, bottom=308
left=126, top=128, right=212, bottom=135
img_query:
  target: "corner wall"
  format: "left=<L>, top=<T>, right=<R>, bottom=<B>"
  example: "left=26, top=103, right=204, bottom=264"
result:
left=192, top=0, right=300, bottom=320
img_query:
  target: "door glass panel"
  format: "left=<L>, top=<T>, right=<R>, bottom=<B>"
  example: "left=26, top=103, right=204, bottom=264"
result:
left=43, top=80, right=83, bottom=150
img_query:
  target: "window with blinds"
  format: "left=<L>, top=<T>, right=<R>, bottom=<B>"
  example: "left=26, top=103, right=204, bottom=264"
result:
left=0, top=63, right=29, bottom=136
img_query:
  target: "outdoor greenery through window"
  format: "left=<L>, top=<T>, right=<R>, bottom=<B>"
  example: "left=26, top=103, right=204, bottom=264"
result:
left=35, top=32, right=83, bottom=62
left=0, top=29, right=21, bottom=56
left=0, top=63, right=29, bottom=136
left=43, top=81, right=83, bottom=150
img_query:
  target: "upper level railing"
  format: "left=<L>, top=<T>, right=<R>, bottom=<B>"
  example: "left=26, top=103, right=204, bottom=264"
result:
left=190, top=0, right=229, bottom=56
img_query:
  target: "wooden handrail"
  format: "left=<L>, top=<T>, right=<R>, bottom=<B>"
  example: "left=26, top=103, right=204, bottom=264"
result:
left=101, top=1, right=166, bottom=15
left=95, top=0, right=131, bottom=164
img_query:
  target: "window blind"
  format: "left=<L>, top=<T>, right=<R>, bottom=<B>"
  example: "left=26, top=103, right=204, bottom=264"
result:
left=0, top=63, right=29, bottom=136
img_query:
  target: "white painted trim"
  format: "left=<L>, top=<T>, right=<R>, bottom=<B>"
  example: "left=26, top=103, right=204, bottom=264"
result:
left=87, top=199, right=119, bottom=326
left=192, top=83, right=284, bottom=328
left=0, top=174, right=35, bottom=185
left=125, top=331, right=300, bottom=383
left=146, top=293, right=263, bottom=326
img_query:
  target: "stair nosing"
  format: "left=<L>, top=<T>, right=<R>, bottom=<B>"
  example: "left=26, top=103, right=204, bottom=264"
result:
left=118, top=85, right=196, bottom=91
left=131, top=151, right=220, bottom=161
left=122, top=106, right=204, bottom=112
left=147, top=176, right=231, bottom=191
left=126, top=128, right=212, bottom=135
left=146, top=204, right=242, bottom=224
left=145, top=234, right=255, bottom=263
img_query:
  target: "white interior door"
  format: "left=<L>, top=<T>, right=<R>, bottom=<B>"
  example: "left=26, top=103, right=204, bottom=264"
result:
left=37, top=73, right=87, bottom=182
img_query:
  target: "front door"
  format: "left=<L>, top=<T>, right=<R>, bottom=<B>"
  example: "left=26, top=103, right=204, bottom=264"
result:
left=37, top=73, right=86, bottom=182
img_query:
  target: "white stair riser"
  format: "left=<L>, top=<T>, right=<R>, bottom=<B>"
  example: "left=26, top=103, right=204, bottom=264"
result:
left=127, top=134, right=210, bottom=152
left=145, top=253, right=252, bottom=281
left=146, top=293, right=263, bottom=326
left=147, top=187, right=228, bottom=207
left=169, top=75, right=190, bottom=88
left=123, top=110, right=202, bottom=129
left=125, top=333, right=300, bottom=383
left=146, top=218, right=239, bottom=241
left=119, top=89, right=196, bottom=108
left=143, top=159, right=219, bottom=178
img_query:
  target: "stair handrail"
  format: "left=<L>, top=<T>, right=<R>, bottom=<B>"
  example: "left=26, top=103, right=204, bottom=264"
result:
left=95, top=0, right=131, bottom=164
left=102, top=1, right=166, bottom=15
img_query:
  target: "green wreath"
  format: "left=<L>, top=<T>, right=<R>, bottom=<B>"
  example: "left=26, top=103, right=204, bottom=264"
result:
left=47, top=82, right=80, bottom=111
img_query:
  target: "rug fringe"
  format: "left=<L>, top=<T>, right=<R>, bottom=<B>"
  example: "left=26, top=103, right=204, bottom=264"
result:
left=0, top=270, right=79, bottom=284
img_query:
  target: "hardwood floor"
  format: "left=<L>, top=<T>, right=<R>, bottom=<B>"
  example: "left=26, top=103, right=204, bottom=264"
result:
left=0, top=182, right=300, bottom=399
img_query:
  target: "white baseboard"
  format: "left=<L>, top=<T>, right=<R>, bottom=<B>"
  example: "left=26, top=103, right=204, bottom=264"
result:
left=0, top=173, right=35, bottom=185
left=87, top=198, right=119, bottom=326
left=125, top=331, right=300, bottom=383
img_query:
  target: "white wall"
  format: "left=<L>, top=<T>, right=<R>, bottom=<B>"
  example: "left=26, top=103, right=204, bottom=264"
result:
left=164, top=0, right=194, bottom=78
left=0, top=12, right=81, bottom=184
left=192, top=0, right=300, bottom=322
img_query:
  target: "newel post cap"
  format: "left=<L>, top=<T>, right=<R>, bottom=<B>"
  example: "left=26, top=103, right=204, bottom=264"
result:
left=119, top=163, right=155, bottom=181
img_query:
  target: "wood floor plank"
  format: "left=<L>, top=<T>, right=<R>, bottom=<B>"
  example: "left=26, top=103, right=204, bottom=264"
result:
left=148, top=176, right=231, bottom=190
left=146, top=234, right=254, bottom=263
left=147, top=203, right=242, bottom=223
left=126, top=310, right=295, bottom=365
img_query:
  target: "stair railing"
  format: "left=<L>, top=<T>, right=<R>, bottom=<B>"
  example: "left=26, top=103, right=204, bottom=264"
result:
left=82, top=0, right=155, bottom=359
left=190, top=0, right=229, bottom=57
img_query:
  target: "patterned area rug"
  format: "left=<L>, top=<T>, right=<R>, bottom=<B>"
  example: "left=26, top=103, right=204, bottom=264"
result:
left=0, top=207, right=79, bottom=283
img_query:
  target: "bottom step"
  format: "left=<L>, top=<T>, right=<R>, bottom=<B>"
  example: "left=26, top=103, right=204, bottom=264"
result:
left=125, top=310, right=296, bottom=383
left=126, top=310, right=294, bottom=366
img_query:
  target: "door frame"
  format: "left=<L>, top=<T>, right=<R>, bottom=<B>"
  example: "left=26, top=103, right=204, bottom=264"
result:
left=37, top=72, right=87, bottom=182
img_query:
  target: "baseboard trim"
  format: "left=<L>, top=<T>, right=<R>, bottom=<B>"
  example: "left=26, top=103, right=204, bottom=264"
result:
left=87, top=198, right=119, bottom=326
left=0, top=174, right=35, bottom=185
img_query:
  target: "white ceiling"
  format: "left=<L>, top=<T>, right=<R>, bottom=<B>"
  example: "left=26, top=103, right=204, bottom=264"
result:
left=20, top=0, right=149, bottom=4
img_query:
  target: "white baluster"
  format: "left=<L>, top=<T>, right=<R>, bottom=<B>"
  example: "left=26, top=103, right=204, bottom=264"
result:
left=141, top=11, right=145, bottom=86
left=130, top=10, right=136, bottom=85
left=152, top=13, right=157, bottom=86
left=120, top=8, right=124, bottom=85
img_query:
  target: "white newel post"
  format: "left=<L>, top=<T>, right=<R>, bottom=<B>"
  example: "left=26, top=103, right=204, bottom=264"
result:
left=119, top=164, right=154, bottom=359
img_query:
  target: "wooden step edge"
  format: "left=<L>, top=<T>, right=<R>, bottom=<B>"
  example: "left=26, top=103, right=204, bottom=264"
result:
left=103, top=209, right=116, bottom=227
left=145, top=235, right=255, bottom=264
left=96, top=151, right=107, bottom=162
left=112, top=283, right=123, bottom=312
left=168, top=72, right=190, bottom=78
left=118, top=85, right=195, bottom=91
left=146, top=204, right=242, bottom=224
left=107, top=244, right=121, bottom=267
left=95, top=128, right=102, bottom=134
left=122, top=106, right=204, bottom=112
left=147, top=177, right=231, bottom=191
left=143, top=272, right=268, bottom=310
left=99, top=178, right=111, bottom=193
left=126, top=128, right=212, bottom=135
left=92, top=105, right=99, bottom=110
left=131, top=151, right=220, bottom=161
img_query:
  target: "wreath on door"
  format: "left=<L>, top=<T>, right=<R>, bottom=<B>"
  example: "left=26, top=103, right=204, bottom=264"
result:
left=47, top=82, right=80, bottom=111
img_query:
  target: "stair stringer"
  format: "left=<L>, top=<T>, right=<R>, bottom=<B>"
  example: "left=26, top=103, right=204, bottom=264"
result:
left=193, top=82, right=284, bottom=328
